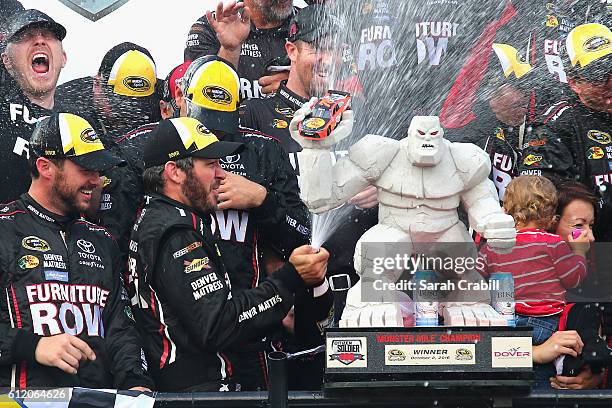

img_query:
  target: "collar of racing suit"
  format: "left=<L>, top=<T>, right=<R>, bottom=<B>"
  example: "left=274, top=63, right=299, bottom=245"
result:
left=277, top=80, right=309, bottom=111
left=147, top=193, right=212, bottom=228
left=21, top=193, right=76, bottom=227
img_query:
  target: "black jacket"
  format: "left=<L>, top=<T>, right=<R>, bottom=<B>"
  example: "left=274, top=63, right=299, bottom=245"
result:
left=128, top=193, right=304, bottom=391
left=184, top=9, right=298, bottom=100
left=0, top=80, right=53, bottom=203
left=0, top=194, right=152, bottom=389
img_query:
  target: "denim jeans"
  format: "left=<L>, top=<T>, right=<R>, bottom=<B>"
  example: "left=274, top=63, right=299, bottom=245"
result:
left=515, top=314, right=560, bottom=388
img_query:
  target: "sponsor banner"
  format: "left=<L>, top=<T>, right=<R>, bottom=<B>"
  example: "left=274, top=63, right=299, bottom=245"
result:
left=327, top=337, right=368, bottom=368
left=491, top=337, right=532, bottom=368
left=384, top=344, right=475, bottom=366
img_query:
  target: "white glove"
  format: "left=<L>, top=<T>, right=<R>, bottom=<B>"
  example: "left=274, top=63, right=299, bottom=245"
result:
left=478, top=213, right=516, bottom=252
left=289, top=97, right=354, bottom=149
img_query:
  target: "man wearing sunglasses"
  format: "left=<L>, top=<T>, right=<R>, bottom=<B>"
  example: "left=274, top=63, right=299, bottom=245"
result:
left=519, top=22, right=612, bottom=241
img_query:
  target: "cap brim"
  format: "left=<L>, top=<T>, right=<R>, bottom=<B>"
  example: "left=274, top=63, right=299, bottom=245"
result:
left=191, top=108, right=239, bottom=135
left=9, top=20, right=66, bottom=42
left=191, top=140, right=244, bottom=160
left=70, top=149, right=126, bottom=173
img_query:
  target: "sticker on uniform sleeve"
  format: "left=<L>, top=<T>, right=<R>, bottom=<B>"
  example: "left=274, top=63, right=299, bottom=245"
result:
left=491, top=337, right=532, bottom=368
left=327, top=337, right=367, bottom=368
left=588, top=146, right=604, bottom=160
left=173, top=241, right=203, bottom=259
left=184, top=257, right=211, bottom=273
left=22, top=236, right=50, bottom=252
left=44, top=270, right=69, bottom=282
left=588, top=130, right=611, bottom=145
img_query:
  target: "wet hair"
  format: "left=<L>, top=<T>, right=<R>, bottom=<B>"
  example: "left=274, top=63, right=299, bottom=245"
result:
left=28, top=150, right=65, bottom=179
left=555, top=180, right=599, bottom=219
left=143, top=157, right=193, bottom=194
left=503, top=175, right=558, bottom=230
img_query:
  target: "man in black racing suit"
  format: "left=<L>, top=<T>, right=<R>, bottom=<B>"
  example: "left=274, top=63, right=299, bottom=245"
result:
left=128, top=117, right=329, bottom=391
left=0, top=112, right=152, bottom=390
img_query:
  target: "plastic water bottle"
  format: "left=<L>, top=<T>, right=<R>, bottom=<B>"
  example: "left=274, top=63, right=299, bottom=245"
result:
left=413, top=270, right=439, bottom=326
left=490, top=272, right=516, bottom=327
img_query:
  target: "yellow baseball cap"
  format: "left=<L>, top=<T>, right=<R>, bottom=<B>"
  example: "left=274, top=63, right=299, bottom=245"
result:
left=566, top=23, right=612, bottom=68
left=106, top=49, right=157, bottom=97
left=492, top=43, right=534, bottom=79
left=182, top=56, right=240, bottom=134
left=30, top=113, right=124, bottom=172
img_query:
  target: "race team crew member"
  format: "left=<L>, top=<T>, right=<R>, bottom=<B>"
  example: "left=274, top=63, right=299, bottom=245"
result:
left=55, top=42, right=162, bottom=144
left=519, top=23, right=612, bottom=240
left=128, top=117, right=329, bottom=391
left=0, top=9, right=66, bottom=203
left=184, top=0, right=297, bottom=99
left=0, top=112, right=152, bottom=390
left=174, top=55, right=326, bottom=390
left=93, top=62, right=193, bottom=263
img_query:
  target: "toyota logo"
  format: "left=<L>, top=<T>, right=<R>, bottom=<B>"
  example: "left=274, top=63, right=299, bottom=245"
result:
left=77, top=239, right=96, bottom=254
left=221, top=154, right=241, bottom=164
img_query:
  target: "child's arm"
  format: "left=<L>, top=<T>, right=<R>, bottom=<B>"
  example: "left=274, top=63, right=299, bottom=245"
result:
left=552, top=239, right=588, bottom=289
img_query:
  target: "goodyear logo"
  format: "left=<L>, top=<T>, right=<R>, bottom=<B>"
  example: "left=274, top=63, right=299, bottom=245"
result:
left=22, top=236, right=50, bottom=252
left=523, top=154, right=543, bottom=166
left=387, top=349, right=406, bottom=362
left=123, top=76, right=152, bottom=93
left=583, top=36, right=610, bottom=53
left=588, top=130, right=611, bottom=145
left=273, top=119, right=288, bottom=129
left=588, top=146, right=605, bottom=160
left=184, top=257, right=211, bottom=274
left=204, top=86, right=232, bottom=105
left=80, top=128, right=99, bottom=144
left=18, top=255, right=39, bottom=269
left=455, top=348, right=474, bottom=361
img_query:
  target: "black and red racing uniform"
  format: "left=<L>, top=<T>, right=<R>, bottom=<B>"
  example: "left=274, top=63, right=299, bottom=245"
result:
left=128, top=193, right=305, bottom=391
left=0, top=194, right=152, bottom=389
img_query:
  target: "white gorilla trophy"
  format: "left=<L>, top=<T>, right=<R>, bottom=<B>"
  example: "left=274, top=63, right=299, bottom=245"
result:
left=290, top=100, right=516, bottom=328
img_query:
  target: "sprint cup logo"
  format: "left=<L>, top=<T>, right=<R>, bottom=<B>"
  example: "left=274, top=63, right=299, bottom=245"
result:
left=123, top=76, right=152, bottom=93
left=80, top=127, right=99, bottom=144
left=588, top=130, right=611, bottom=145
left=387, top=348, right=406, bottom=362
left=204, top=86, right=232, bottom=105
left=22, top=236, right=50, bottom=252
left=327, top=337, right=367, bottom=368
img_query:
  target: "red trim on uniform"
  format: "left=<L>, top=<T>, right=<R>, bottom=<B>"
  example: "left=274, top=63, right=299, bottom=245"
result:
left=557, top=303, right=575, bottom=331
left=529, top=90, right=536, bottom=123
left=0, top=210, right=26, bottom=217
left=150, top=291, right=169, bottom=369
left=543, top=102, right=574, bottom=124
left=239, top=128, right=282, bottom=145
left=191, top=213, right=198, bottom=231
left=19, top=361, right=27, bottom=389
left=10, top=286, right=22, bottom=328
left=220, top=352, right=233, bottom=377
left=251, top=233, right=258, bottom=288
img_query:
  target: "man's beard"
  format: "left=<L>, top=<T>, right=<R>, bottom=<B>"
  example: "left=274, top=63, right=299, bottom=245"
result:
left=182, top=170, right=218, bottom=213
left=51, top=170, right=88, bottom=215
left=255, top=0, right=293, bottom=25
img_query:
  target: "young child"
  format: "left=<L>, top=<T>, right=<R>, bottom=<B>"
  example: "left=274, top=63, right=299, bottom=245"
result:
left=478, top=175, right=591, bottom=386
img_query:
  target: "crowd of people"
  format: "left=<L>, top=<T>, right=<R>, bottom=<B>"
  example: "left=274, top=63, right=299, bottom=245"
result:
left=0, top=0, right=610, bottom=394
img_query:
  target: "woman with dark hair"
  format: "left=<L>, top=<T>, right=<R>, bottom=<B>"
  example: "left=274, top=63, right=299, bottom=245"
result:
left=550, top=180, right=607, bottom=390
